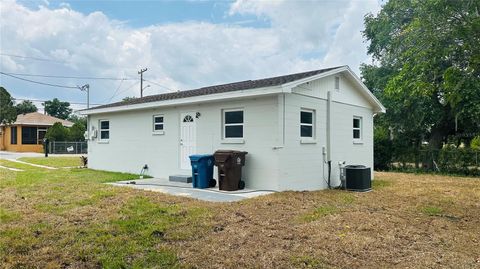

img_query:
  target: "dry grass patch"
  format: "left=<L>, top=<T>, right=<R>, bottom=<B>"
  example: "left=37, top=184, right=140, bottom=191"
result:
left=1, top=167, right=479, bottom=268
left=177, top=172, right=480, bottom=268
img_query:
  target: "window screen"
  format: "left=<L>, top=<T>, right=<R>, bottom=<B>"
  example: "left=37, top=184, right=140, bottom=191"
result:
left=37, top=129, right=47, bottom=144
left=224, top=110, right=244, bottom=138
left=11, top=127, right=17, bottom=144
left=353, top=117, right=362, bottom=140
left=22, top=127, right=37, bottom=144
left=300, top=110, right=314, bottom=138
left=100, top=120, right=110, bottom=140
left=153, top=115, right=164, bottom=131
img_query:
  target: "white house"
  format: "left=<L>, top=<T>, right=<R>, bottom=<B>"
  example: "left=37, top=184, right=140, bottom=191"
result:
left=81, top=66, right=385, bottom=191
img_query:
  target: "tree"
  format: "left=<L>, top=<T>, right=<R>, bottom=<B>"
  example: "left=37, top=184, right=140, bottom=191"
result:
left=68, top=122, right=86, bottom=141
left=472, top=135, right=480, bottom=150
left=373, top=125, right=393, bottom=170
left=68, top=114, right=87, bottom=128
left=363, top=0, right=480, bottom=150
left=44, top=98, right=72, bottom=120
left=0, top=87, right=17, bottom=124
left=15, top=100, right=38, bottom=115
left=45, top=122, right=69, bottom=141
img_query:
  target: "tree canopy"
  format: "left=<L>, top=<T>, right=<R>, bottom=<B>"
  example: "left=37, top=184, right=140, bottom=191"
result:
left=362, top=0, right=480, bottom=150
left=68, top=122, right=86, bottom=141
left=15, top=100, right=38, bottom=115
left=0, top=87, right=17, bottom=124
left=43, top=98, right=72, bottom=120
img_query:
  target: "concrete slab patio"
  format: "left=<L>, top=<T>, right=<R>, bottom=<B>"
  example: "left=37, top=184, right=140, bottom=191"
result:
left=109, top=178, right=275, bottom=202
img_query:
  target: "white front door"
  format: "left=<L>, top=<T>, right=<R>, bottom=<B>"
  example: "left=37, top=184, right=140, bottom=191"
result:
left=180, top=112, right=196, bottom=170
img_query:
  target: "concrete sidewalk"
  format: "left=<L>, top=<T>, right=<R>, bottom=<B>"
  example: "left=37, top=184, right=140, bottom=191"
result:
left=109, top=178, right=275, bottom=202
left=0, top=151, right=85, bottom=159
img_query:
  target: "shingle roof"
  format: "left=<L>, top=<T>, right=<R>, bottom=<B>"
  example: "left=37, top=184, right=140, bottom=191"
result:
left=92, top=66, right=344, bottom=110
left=13, top=112, right=74, bottom=127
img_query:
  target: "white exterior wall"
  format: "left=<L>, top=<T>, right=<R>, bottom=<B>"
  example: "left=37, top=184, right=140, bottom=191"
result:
left=88, top=96, right=281, bottom=190
left=86, top=73, right=378, bottom=191
left=277, top=74, right=375, bottom=190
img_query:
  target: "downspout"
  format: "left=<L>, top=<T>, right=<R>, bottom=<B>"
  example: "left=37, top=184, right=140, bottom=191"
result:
left=282, top=92, right=286, bottom=145
left=273, top=92, right=286, bottom=149
left=326, top=91, right=332, bottom=188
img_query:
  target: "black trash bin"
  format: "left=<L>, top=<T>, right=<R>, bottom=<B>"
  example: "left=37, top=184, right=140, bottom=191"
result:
left=213, top=150, right=248, bottom=191
left=345, top=165, right=371, bottom=192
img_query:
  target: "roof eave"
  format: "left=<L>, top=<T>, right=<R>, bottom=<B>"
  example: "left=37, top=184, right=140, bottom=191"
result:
left=80, top=85, right=284, bottom=115
left=283, top=66, right=386, bottom=113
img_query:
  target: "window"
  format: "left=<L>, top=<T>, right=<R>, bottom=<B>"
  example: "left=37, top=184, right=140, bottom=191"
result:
left=153, top=115, right=164, bottom=132
left=37, top=128, right=47, bottom=144
left=183, top=115, right=194, bottom=122
left=99, top=120, right=110, bottom=140
left=300, top=109, right=315, bottom=138
left=11, top=127, right=17, bottom=144
left=223, top=109, right=244, bottom=138
left=353, top=117, right=362, bottom=140
left=22, top=127, right=37, bottom=144
left=334, top=76, right=340, bottom=90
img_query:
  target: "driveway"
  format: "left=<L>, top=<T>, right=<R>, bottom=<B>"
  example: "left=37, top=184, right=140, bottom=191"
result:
left=0, top=151, right=85, bottom=159
left=0, top=151, right=45, bottom=159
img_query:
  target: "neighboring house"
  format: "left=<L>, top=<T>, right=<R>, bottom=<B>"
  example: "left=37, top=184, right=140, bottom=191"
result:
left=81, top=66, right=385, bottom=191
left=0, top=112, right=73, bottom=153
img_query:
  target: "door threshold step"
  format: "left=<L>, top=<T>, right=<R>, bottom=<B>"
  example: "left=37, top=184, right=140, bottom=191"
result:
left=169, top=174, right=192, bottom=183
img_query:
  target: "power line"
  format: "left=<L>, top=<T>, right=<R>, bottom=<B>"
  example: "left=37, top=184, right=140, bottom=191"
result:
left=0, top=52, right=66, bottom=64
left=100, top=80, right=140, bottom=103
left=116, top=81, right=140, bottom=98
left=0, top=72, right=79, bottom=89
left=2, top=72, right=137, bottom=81
left=107, top=78, right=125, bottom=103
left=12, top=98, right=104, bottom=106
left=144, top=79, right=176, bottom=92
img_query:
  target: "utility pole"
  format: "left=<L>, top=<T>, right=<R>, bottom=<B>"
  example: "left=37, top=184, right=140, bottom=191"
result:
left=138, top=68, right=148, bottom=97
left=78, top=84, right=90, bottom=141
left=78, top=84, right=90, bottom=108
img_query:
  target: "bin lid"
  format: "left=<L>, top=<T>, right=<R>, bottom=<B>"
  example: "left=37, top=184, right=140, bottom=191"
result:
left=345, top=165, right=367, bottom=169
left=189, top=154, right=214, bottom=161
left=214, top=150, right=235, bottom=154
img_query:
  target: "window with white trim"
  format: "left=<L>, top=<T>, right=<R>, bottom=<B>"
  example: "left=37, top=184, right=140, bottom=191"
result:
left=353, top=117, right=362, bottom=140
left=223, top=109, right=244, bottom=138
left=300, top=109, right=315, bottom=138
left=99, top=120, right=110, bottom=140
left=153, top=115, right=164, bottom=132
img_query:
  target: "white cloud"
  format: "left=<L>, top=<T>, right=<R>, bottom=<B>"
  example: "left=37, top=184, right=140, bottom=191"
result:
left=0, top=0, right=380, bottom=106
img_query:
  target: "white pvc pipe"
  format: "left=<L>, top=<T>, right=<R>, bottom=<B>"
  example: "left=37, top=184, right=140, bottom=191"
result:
left=327, top=91, right=332, bottom=162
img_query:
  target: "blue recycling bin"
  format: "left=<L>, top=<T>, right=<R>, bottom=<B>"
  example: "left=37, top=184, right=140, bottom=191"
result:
left=189, top=154, right=216, bottom=188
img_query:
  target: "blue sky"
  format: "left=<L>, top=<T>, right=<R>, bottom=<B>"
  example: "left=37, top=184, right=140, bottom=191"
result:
left=20, top=0, right=270, bottom=27
left=1, top=0, right=382, bottom=112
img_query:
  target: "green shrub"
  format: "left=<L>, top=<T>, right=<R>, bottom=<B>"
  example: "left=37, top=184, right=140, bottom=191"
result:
left=390, top=147, right=480, bottom=176
left=45, top=122, right=69, bottom=141
left=374, top=126, right=393, bottom=170
left=472, top=135, right=480, bottom=150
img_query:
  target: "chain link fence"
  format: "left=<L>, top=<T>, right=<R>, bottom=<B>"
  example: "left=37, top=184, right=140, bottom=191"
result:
left=390, top=149, right=480, bottom=176
left=48, top=141, right=87, bottom=154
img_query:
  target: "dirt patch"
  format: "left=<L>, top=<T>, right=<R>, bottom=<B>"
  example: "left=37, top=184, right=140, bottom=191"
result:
left=175, top=172, right=480, bottom=268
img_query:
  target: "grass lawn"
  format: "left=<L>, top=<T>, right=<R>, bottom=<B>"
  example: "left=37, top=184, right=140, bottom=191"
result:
left=1, top=159, right=479, bottom=268
left=18, top=156, right=83, bottom=168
